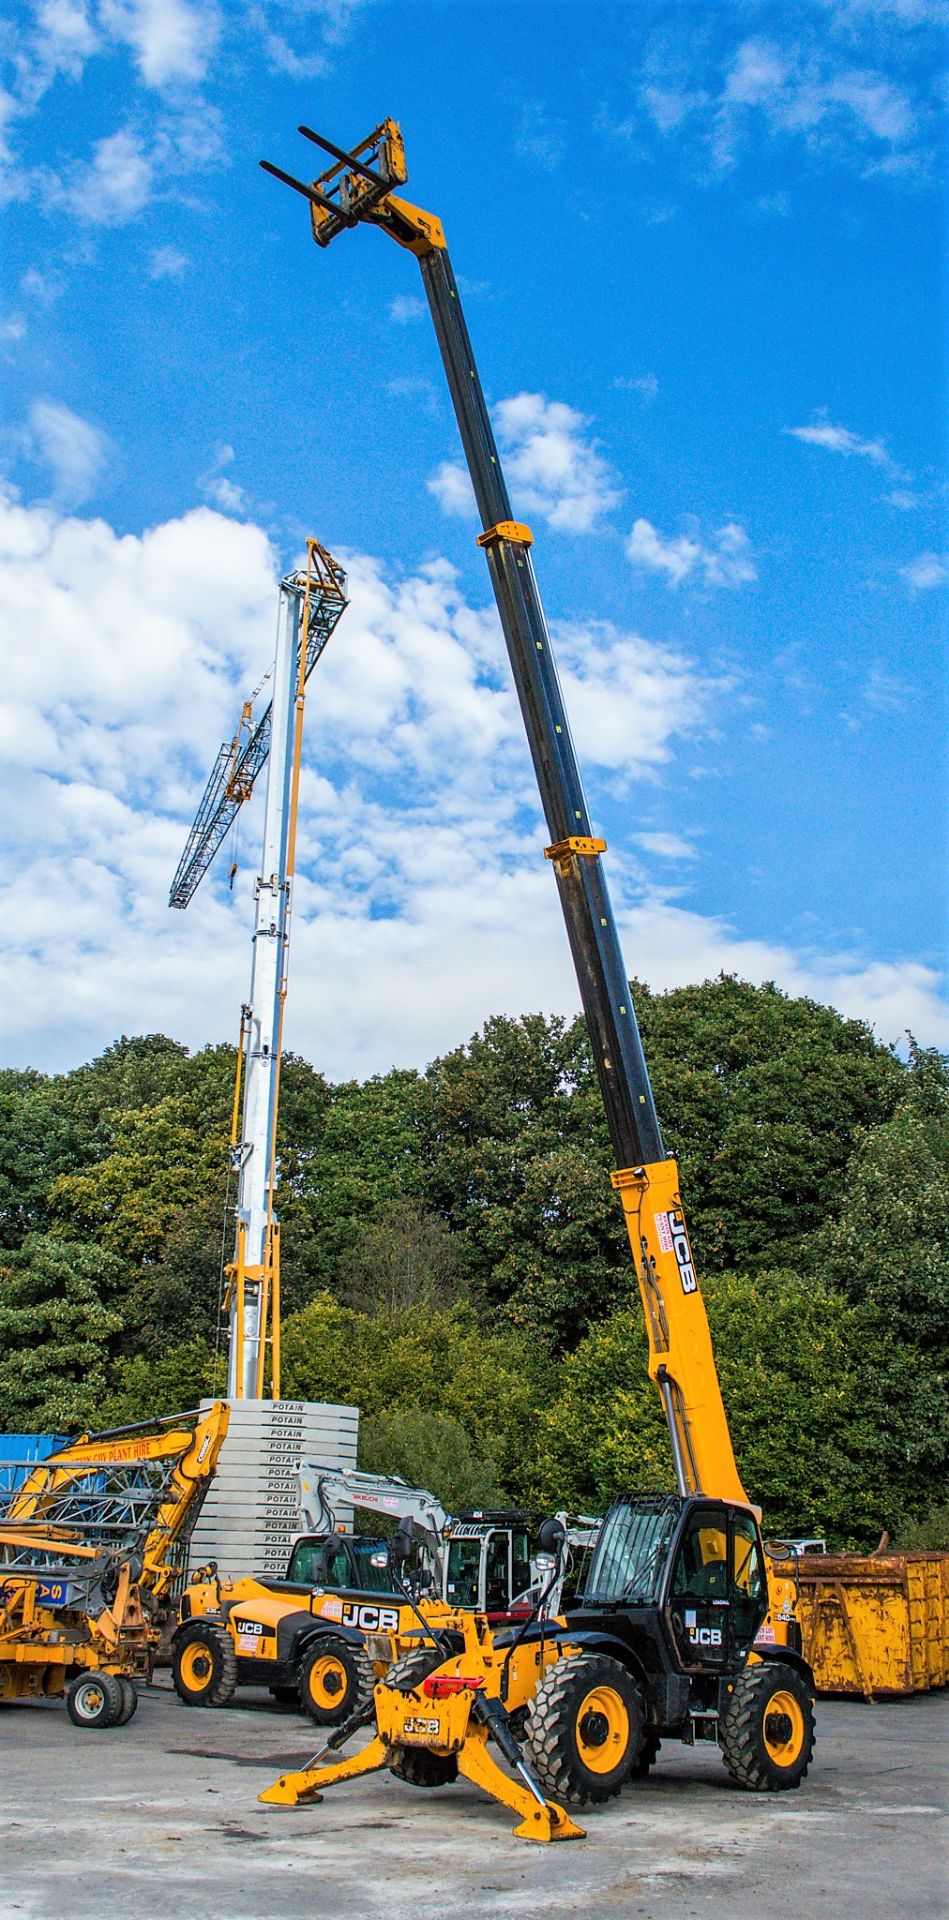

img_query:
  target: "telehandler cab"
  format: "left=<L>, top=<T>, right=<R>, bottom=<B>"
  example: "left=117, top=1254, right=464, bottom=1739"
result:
left=258, top=117, right=816, bottom=1839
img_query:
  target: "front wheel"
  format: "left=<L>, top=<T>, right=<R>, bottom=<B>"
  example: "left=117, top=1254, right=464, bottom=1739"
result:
left=719, top=1660, right=815, bottom=1791
left=172, top=1621, right=238, bottom=1708
left=297, top=1635, right=376, bottom=1726
left=66, top=1671, right=125, bottom=1729
left=524, top=1652, right=645, bottom=1805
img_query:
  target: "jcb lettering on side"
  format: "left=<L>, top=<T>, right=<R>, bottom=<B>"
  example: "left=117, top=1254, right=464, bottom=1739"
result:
left=667, top=1208, right=698, bottom=1295
left=687, top=1625, right=722, bottom=1647
left=341, top=1603, right=400, bottom=1633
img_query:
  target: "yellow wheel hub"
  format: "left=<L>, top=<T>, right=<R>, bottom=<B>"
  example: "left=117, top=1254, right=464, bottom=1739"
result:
left=307, top=1655, right=347, bottom=1710
left=763, top=1688, right=805, bottom=1766
left=180, top=1643, right=214, bottom=1692
left=575, top=1684, right=630, bottom=1774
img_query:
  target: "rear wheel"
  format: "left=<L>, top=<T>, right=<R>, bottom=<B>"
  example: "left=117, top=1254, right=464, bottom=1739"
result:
left=115, top=1677, right=139, bottom=1725
left=172, top=1621, right=238, bottom=1708
left=385, top=1647, right=459, bottom=1788
left=525, top=1653, right=645, bottom=1805
left=66, top=1671, right=125, bottom=1729
left=297, top=1635, right=376, bottom=1726
left=719, top=1661, right=815, bottom=1791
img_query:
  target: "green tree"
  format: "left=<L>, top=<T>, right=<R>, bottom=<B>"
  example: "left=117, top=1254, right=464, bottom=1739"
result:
left=337, top=1200, right=464, bottom=1316
left=0, top=1235, right=126, bottom=1430
left=280, top=1293, right=548, bottom=1502
left=359, top=1406, right=502, bottom=1512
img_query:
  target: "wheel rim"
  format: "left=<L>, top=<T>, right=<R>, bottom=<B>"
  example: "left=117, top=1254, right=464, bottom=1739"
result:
left=575, top=1684, right=630, bottom=1774
left=180, top=1643, right=214, bottom=1693
left=763, top=1688, right=805, bottom=1765
left=78, top=1682, right=105, bottom=1718
left=307, top=1655, right=347, bottom=1709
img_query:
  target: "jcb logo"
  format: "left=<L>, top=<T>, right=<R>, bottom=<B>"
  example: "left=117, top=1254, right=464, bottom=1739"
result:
left=668, top=1209, right=698, bottom=1294
left=342, top=1602, right=400, bottom=1633
left=688, top=1626, right=722, bottom=1647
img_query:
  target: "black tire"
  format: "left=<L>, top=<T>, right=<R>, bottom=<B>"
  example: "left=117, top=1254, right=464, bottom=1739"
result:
left=297, top=1635, right=376, bottom=1726
left=115, top=1677, right=139, bottom=1725
left=384, top=1647, right=459, bottom=1789
left=269, top=1684, right=299, bottom=1706
left=172, top=1621, right=238, bottom=1708
left=66, top=1671, right=125, bottom=1729
left=629, top=1730, right=660, bottom=1780
left=524, top=1652, right=645, bottom=1805
left=719, top=1660, right=815, bottom=1792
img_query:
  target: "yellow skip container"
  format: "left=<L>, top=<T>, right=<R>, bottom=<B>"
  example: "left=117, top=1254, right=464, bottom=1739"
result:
left=774, top=1552, right=948, bottom=1700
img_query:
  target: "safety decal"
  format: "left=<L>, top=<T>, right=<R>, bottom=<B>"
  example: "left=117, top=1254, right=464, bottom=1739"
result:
left=320, top=1598, right=343, bottom=1621
left=656, top=1212, right=674, bottom=1253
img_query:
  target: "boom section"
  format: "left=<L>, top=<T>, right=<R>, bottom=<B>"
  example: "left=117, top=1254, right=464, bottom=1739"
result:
left=260, top=119, right=748, bottom=1507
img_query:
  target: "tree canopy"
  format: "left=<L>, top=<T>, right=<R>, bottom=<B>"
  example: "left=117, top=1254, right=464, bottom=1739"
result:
left=0, top=981, right=944, bottom=1549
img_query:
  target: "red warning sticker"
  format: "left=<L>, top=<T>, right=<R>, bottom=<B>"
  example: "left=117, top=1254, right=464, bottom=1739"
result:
left=656, top=1212, right=674, bottom=1253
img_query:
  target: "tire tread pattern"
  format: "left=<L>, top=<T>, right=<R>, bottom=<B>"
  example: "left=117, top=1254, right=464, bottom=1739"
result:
left=718, top=1661, right=815, bottom=1792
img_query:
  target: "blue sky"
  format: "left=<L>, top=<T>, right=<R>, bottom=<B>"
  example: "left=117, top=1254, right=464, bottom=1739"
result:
left=1, top=0, right=946, bottom=1079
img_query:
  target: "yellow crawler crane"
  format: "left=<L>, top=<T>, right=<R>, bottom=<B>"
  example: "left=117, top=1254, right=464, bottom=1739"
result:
left=0, top=1403, right=228, bottom=1725
left=257, top=119, right=815, bottom=1839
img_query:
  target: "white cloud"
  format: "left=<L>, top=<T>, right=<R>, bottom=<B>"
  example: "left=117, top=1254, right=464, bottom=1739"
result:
left=20, top=266, right=65, bottom=305
left=389, top=294, right=425, bottom=324
left=901, top=551, right=947, bottom=591
left=622, top=16, right=938, bottom=182
left=626, top=517, right=756, bottom=590
left=42, top=125, right=154, bottom=224
left=427, top=460, right=476, bottom=519
left=149, top=244, right=189, bottom=279
left=494, top=393, right=622, bottom=534
left=615, top=373, right=660, bottom=401
left=784, top=419, right=890, bottom=466
left=198, top=443, right=248, bottom=516
left=0, top=496, right=943, bottom=1080
left=887, top=488, right=920, bottom=509
left=635, top=832, right=697, bottom=860
left=516, top=101, right=563, bottom=171
left=97, top=0, right=220, bottom=87
left=430, top=395, right=621, bottom=535
left=23, top=400, right=109, bottom=505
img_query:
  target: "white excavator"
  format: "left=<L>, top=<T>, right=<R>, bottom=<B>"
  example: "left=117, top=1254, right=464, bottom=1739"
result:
left=293, top=1462, right=600, bottom=1619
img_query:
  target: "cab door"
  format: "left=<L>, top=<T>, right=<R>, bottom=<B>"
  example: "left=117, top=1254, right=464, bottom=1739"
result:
left=665, top=1503, right=730, bottom=1670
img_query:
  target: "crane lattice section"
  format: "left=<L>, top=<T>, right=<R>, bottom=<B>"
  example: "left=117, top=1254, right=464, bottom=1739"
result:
left=169, top=544, right=347, bottom=908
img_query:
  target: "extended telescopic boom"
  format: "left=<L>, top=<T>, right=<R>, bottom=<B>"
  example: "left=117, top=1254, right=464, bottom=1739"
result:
left=261, top=119, right=746, bottom=1506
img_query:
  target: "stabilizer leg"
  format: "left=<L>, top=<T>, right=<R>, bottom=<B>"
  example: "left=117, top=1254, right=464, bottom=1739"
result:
left=456, top=1727, right=584, bottom=1842
left=260, top=1732, right=389, bottom=1805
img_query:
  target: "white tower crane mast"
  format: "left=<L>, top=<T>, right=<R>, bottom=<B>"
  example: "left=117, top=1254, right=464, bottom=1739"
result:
left=170, top=539, right=348, bottom=1398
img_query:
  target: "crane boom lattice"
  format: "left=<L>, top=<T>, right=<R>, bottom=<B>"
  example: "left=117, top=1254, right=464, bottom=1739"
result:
left=169, top=540, right=347, bottom=909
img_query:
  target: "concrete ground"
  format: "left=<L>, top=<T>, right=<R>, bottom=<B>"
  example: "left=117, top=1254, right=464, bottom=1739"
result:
left=0, top=1680, right=945, bottom=1920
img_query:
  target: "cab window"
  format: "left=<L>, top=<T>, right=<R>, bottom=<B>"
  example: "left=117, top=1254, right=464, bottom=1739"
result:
left=485, top=1533, right=510, bottom=1612
left=445, top=1539, right=481, bottom=1607
left=286, top=1542, right=328, bottom=1585
left=671, top=1508, right=729, bottom=1600
left=511, top=1530, right=531, bottom=1601
left=730, top=1513, right=765, bottom=1646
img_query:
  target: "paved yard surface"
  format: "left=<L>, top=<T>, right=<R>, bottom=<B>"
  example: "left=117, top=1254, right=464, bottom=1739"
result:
left=0, top=1681, right=945, bottom=1920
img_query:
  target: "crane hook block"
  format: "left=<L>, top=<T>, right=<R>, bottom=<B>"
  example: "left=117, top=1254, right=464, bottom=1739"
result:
left=477, top=521, right=534, bottom=549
